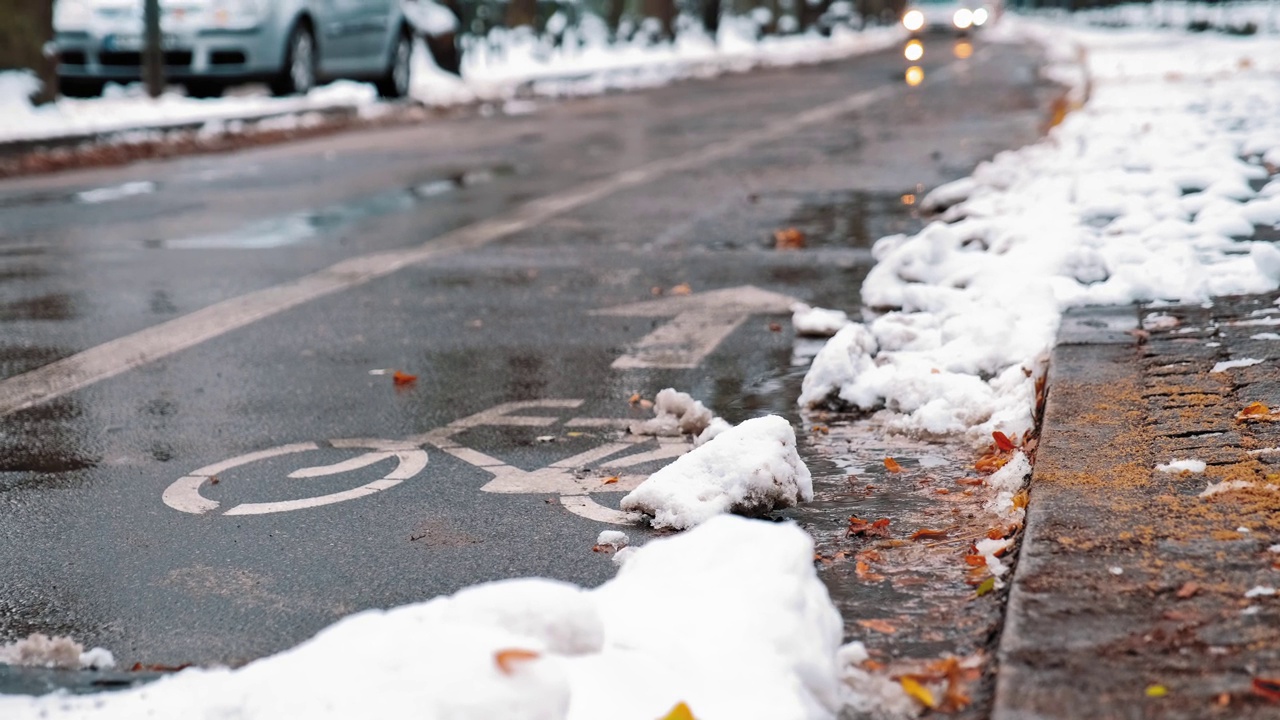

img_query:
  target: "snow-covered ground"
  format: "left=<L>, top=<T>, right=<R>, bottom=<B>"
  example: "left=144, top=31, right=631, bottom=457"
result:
left=0, top=18, right=903, bottom=147
left=5, top=11, right=1280, bottom=720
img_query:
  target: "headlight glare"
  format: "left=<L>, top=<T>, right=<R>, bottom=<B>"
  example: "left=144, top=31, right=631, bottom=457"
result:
left=973, top=7, right=989, bottom=25
left=903, top=10, right=924, bottom=31
left=953, top=8, right=973, bottom=29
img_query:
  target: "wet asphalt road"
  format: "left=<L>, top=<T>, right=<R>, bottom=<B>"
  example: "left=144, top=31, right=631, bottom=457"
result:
left=0, top=36, right=1058, bottom=669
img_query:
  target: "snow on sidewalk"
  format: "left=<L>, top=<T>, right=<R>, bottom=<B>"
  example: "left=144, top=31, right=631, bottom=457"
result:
left=0, top=516, right=849, bottom=720
left=801, top=16, right=1280, bottom=449
left=0, top=20, right=903, bottom=148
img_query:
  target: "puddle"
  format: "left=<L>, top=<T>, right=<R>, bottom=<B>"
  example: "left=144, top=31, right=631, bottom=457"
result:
left=0, top=181, right=157, bottom=209
left=149, top=163, right=520, bottom=250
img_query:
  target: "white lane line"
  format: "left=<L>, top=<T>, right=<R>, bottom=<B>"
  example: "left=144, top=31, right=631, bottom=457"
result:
left=0, top=63, right=949, bottom=419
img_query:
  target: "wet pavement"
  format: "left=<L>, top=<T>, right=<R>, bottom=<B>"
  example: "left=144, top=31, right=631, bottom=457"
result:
left=997, top=295, right=1280, bottom=719
left=0, top=36, right=1064, bottom=682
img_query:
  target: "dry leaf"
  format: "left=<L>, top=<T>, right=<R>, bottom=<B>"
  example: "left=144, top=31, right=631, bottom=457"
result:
left=602, top=476, right=620, bottom=485
left=975, top=577, right=996, bottom=597
left=963, top=553, right=986, bottom=567
left=494, top=648, right=540, bottom=675
left=848, top=516, right=892, bottom=538
left=884, top=457, right=903, bottom=473
left=910, top=528, right=949, bottom=541
left=857, top=618, right=897, bottom=634
left=899, top=677, right=937, bottom=709
left=1012, top=490, right=1030, bottom=509
left=975, top=453, right=1009, bottom=473
left=392, top=370, right=417, bottom=386
left=773, top=227, right=806, bottom=250
left=856, top=560, right=886, bottom=582
left=1175, top=581, right=1199, bottom=599
left=628, top=393, right=642, bottom=405
left=956, top=477, right=985, bottom=486
left=1252, top=677, right=1280, bottom=703
left=811, top=424, right=830, bottom=435
left=660, top=701, right=697, bottom=720
left=992, top=431, right=1015, bottom=452
left=768, top=322, right=783, bottom=332
left=1146, top=684, right=1168, bottom=698
left=1237, top=402, right=1277, bottom=422
left=670, top=283, right=693, bottom=296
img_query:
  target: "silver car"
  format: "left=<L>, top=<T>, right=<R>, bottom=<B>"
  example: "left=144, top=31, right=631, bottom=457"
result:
left=52, top=0, right=416, bottom=98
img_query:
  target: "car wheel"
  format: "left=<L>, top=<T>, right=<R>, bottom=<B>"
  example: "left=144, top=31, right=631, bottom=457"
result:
left=59, top=78, right=104, bottom=98
left=270, top=23, right=316, bottom=97
left=375, top=32, right=412, bottom=100
left=185, top=81, right=225, bottom=99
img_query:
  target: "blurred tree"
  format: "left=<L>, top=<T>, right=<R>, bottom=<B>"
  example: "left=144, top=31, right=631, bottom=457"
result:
left=643, top=0, right=677, bottom=38
left=506, top=0, right=538, bottom=27
left=0, top=0, right=56, bottom=103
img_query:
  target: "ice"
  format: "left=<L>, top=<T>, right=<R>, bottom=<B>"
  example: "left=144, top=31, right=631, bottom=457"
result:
left=621, top=415, right=813, bottom=530
left=1211, top=358, right=1264, bottom=373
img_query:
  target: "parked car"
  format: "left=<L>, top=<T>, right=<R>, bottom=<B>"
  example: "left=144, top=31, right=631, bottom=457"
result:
left=900, top=0, right=992, bottom=35
left=51, top=0, right=433, bottom=98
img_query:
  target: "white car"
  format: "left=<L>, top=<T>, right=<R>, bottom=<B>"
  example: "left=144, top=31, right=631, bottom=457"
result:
left=52, top=0, right=424, bottom=98
left=901, top=0, right=993, bottom=35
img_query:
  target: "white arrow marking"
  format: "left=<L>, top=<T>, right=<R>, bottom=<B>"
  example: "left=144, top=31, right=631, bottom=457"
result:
left=595, top=286, right=799, bottom=369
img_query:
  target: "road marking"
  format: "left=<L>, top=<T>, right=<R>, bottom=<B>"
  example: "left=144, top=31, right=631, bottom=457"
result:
left=162, top=439, right=429, bottom=516
left=596, top=285, right=799, bottom=369
left=0, top=71, right=914, bottom=418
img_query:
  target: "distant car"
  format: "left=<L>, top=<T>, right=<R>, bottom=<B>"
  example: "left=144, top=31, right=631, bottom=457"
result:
left=901, top=0, right=992, bottom=35
left=51, top=0, right=434, bottom=99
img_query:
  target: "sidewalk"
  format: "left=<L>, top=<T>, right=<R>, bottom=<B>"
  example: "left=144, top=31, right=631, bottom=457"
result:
left=996, top=295, right=1280, bottom=718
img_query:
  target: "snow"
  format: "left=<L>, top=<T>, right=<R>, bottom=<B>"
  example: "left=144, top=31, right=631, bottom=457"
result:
left=0, top=634, right=115, bottom=671
left=1158, top=459, right=1207, bottom=474
left=629, top=388, right=722, bottom=439
left=1211, top=358, right=1265, bottom=373
left=0, top=516, right=845, bottom=720
left=791, top=303, right=852, bottom=337
left=1245, top=586, right=1277, bottom=598
left=594, top=530, right=629, bottom=550
left=0, top=21, right=904, bottom=148
left=799, top=15, right=1280, bottom=447
left=621, top=415, right=813, bottom=530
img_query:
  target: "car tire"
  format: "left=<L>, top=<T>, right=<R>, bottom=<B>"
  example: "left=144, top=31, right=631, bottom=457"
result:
left=374, top=32, right=412, bottom=100
left=185, top=81, right=225, bottom=99
left=59, top=78, right=104, bottom=98
left=270, top=23, right=317, bottom=97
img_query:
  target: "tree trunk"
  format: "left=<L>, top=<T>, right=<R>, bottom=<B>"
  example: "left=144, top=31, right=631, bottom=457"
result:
left=505, top=0, right=538, bottom=29
left=642, top=0, right=677, bottom=39
left=701, top=0, right=722, bottom=35
left=0, top=0, right=56, bottom=104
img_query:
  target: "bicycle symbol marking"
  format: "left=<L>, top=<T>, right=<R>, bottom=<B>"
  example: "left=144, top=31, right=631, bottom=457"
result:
left=162, top=399, right=690, bottom=525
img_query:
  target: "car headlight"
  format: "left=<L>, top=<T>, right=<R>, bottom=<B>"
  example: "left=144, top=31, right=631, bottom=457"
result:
left=953, top=8, right=973, bottom=29
left=973, top=7, right=989, bottom=25
left=210, top=0, right=265, bottom=29
left=53, top=0, right=94, bottom=31
left=903, top=10, right=924, bottom=31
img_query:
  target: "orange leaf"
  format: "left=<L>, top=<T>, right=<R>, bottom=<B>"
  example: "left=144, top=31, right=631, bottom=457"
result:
left=659, top=701, right=697, bottom=720
left=602, top=476, right=620, bottom=485
left=773, top=227, right=807, bottom=250
left=1175, top=582, right=1199, bottom=599
left=856, top=560, right=886, bottom=582
left=1243, top=402, right=1271, bottom=416
left=992, top=431, right=1015, bottom=452
left=857, top=618, right=897, bottom=634
left=899, top=677, right=937, bottom=708
left=494, top=648, right=540, bottom=675
left=628, top=393, right=642, bottom=405
left=670, top=283, right=693, bottom=296
left=963, top=554, right=987, bottom=567
left=956, top=477, right=985, bottom=486
left=975, top=453, right=1009, bottom=473
left=392, top=370, right=417, bottom=386
left=1012, top=490, right=1030, bottom=509
left=1253, top=678, right=1280, bottom=703
left=910, top=528, right=949, bottom=541
left=884, top=457, right=903, bottom=473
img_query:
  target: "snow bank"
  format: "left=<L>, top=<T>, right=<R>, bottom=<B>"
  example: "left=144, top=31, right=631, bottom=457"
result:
left=800, top=16, right=1280, bottom=446
left=0, top=516, right=843, bottom=720
left=621, top=415, right=813, bottom=530
left=791, top=303, right=852, bottom=337
left=629, top=388, right=721, bottom=439
left=0, top=634, right=115, bottom=671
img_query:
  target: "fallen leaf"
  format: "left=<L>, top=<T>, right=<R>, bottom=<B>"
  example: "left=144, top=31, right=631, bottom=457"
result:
left=811, top=424, right=830, bottom=435
left=651, top=286, right=664, bottom=296
left=910, top=528, right=949, bottom=541
left=768, top=322, right=783, bottom=332
left=963, top=554, right=986, bottom=567
left=1217, top=692, right=1231, bottom=706
left=494, top=648, right=540, bottom=675
left=975, top=577, right=996, bottom=597
left=956, top=477, right=985, bottom=486
left=992, top=431, right=1015, bottom=452
left=659, top=702, right=697, bottom=720
left=670, top=283, right=693, bottom=296
left=1253, top=677, right=1280, bottom=703
left=935, top=488, right=951, bottom=495
left=856, top=560, right=886, bottom=582
left=884, top=457, right=903, bottom=473
left=628, top=393, right=642, bottom=405
left=130, top=662, right=193, bottom=673
left=899, top=677, right=937, bottom=709
left=1012, top=490, right=1030, bottom=509
left=975, top=453, right=1009, bottom=473
left=208, top=475, right=219, bottom=485
left=857, top=618, right=897, bottom=634
left=1146, top=684, right=1168, bottom=698
left=602, top=476, right=620, bottom=485
left=773, top=227, right=806, bottom=250
left=566, top=431, right=585, bottom=438
left=1237, top=402, right=1277, bottom=422
left=392, top=370, right=417, bottom=386
left=855, top=549, right=883, bottom=563
left=1175, top=581, right=1199, bottom=599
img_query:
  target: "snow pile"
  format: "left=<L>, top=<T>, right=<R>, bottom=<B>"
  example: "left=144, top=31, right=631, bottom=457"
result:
left=629, top=388, right=729, bottom=445
left=0, top=634, right=115, bottom=671
left=801, top=17, right=1280, bottom=446
left=0, top=516, right=845, bottom=720
left=621, top=415, right=813, bottom=530
left=791, top=302, right=852, bottom=337
left=1157, top=459, right=1207, bottom=474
